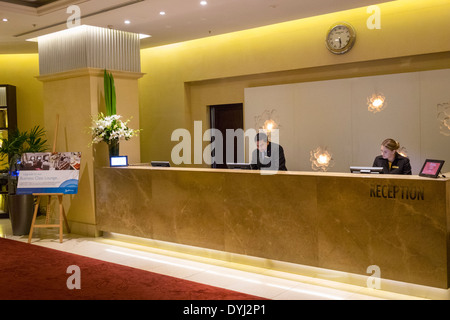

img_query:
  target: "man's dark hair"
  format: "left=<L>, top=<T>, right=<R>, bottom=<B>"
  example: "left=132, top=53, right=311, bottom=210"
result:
left=255, top=132, right=268, bottom=142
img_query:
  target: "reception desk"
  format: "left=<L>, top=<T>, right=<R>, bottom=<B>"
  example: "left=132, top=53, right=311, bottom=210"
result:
left=95, top=166, right=450, bottom=289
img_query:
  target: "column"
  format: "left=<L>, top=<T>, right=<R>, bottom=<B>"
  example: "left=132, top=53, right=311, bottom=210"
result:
left=37, top=25, right=144, bottom=236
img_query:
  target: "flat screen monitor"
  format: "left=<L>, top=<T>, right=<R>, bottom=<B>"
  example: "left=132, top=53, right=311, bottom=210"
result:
left=419, top=159, right=445, bottom=178
left=227, top=163, right=252, bottom=170
left=350, top=166, right=383, bottom=174
left=110, top=156, right=128, bottom=167
left=151, top=161, right=171, bottom=167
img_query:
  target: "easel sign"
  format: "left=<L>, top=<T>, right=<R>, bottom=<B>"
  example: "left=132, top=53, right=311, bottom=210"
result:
left=16, top=152, right=81, bottom=195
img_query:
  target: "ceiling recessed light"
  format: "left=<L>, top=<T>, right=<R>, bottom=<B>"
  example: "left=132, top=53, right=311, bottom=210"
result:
left=124, top=20, right=131, bottom=24
left=159, top=11, right=166, bottom=16
left=200, top=1, right=207, bottom=5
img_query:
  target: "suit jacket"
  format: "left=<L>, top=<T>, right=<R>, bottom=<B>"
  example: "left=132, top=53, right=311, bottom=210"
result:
left=251, top=142, right=287, bottom=171
left=372, top=153, right=412, bottom=175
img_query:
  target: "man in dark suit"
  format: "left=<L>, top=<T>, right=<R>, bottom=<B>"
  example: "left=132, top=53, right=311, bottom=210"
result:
left=251, top=132, right=287, bottom=171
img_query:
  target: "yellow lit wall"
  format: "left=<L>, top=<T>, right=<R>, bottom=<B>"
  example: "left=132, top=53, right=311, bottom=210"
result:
left=139, top=0, right=450, bottom=164
left=0, top=53, right=43, bottom=169
left=0, top=54, right=43, bottom=130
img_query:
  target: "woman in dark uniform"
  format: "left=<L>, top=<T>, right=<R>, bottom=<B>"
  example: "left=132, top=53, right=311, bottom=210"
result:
left=373, top=138, right=412, bottom=175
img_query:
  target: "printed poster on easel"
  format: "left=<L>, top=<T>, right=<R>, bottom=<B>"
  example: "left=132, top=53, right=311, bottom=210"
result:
left=16, top=152, right=82, bottom=195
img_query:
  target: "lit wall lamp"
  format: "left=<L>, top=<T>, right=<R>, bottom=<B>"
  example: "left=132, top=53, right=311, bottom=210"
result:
left=310, top=146, right=334, bottom=172
left=397, top=147, right=408, bottom=158
left=263, top=119, right=277, bottom=133
left=255, top=109, right=280, bottom=139
left=367, top=93, right=386, bottom=113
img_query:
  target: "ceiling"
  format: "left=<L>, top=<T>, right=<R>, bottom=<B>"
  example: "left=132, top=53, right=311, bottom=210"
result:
left=0, top=0, right=394, bottom=54
left=1, top=0, right=60, bottom=8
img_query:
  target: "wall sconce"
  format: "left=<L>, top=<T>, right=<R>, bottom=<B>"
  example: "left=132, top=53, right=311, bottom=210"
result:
left=310, top=147, right=334, bottom=172
left=437, top=102, right=450, bottom=136
left=263, top=119, right=278, bottom=133
left=367, top=93, right=386, bottom=113
left=255, top=109, right=280, bottom=140
left=397, top=147, right=408, bottom=158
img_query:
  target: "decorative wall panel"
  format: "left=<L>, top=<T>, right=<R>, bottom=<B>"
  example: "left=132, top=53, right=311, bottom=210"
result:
left=38, top=25, right=141, bottom=75
left=245, top=68, right=450, bottom=174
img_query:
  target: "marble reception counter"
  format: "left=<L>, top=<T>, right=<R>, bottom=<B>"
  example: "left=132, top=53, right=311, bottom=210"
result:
left=94, top=166, right=450, bottom=288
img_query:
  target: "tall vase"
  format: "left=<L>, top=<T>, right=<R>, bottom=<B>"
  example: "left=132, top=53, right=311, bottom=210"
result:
left=108, top=139, right=120, bottom=158
left=9, top=194, right=34, bottom=236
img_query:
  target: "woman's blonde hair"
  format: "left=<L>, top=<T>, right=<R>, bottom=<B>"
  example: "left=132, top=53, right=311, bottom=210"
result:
left=381, top=138, right=400, bottom=151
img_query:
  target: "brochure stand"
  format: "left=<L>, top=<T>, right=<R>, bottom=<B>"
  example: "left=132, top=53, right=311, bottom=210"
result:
left=27, top=115, right=71, bottom=243
left=27, top=193, right=70, bottom=243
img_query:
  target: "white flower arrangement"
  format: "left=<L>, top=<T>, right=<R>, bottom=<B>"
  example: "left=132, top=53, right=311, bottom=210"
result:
left=90, top=113, right=140, bottom=145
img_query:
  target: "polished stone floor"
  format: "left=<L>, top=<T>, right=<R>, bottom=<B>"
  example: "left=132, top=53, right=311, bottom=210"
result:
left=1, top=217, right=448, bottom=300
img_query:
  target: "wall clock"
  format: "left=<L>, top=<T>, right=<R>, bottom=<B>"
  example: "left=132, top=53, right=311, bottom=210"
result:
left=326, top=22, right=356, bottom=54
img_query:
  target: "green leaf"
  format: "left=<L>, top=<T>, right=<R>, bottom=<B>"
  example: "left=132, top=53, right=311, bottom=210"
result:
left=111, top=74, right=116, bottom=115
left=0, top=125, right=48, bottom=167
left=104, top=70, right=116, bottom=116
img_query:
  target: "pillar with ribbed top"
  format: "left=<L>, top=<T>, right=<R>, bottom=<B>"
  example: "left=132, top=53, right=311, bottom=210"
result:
left=37, top=25, right=144, bottom=237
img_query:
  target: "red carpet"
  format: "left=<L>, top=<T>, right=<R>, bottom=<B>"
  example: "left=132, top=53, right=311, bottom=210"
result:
left=0, top=238, right=266, bottom=300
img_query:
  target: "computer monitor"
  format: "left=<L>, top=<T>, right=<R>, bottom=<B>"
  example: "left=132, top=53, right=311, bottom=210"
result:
left=350, top=166, right=383, bottom=174
left=227, top=163, right=252, bottom=170
left=151, top=161, right=171, bottom=167
left=419, top=159, right=445, bottom=178
left=110, top=156, right=128, bottom=167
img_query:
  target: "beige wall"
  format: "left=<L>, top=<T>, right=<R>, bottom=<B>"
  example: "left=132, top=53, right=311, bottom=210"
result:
left=245, top=68, right=450, bottom=174
left=139, top=0, right=450, bottom=167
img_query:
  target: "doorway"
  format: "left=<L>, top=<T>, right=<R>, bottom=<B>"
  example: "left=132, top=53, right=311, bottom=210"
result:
left=209, top=103, right=244, bottom=168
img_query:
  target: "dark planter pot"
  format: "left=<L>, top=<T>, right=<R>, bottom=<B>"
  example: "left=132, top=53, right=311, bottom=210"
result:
left=108, top=140, right=120, bottom=158
left=9, top=194, right=34, bottom=236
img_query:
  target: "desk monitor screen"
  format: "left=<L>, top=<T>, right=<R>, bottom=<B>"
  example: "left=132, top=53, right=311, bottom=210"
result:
left=419, top=159, right=445, bottom=178
left=151, top=161, right=171, bottom=167
left=110, top=156, right=128, bottom=167
left=350, top=166, right=383, bottom=174
left=227, top=163, right=252, bottom=170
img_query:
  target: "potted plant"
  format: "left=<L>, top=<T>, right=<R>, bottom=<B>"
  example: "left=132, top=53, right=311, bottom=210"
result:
left=0, top=126, right=48, bottom=235
left=89, top=70, right=140, bottom=160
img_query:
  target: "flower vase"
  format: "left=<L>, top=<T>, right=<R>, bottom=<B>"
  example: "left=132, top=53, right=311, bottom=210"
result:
left=108, top=140, right=120, bottom=158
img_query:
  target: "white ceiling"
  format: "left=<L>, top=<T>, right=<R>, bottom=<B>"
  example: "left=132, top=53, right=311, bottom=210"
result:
left=0, top=0, right=394, bottom=54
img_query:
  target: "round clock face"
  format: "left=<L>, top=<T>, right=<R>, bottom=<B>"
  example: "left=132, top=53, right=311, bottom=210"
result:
left=326, top=23, right=356, bottom=54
